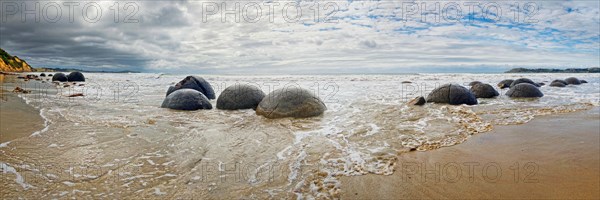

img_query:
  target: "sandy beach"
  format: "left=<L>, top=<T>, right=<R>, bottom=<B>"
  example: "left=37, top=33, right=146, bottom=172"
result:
left=0, top=75, right=45, bottom=143
left=341, top=107, right=600, bottom=199
left=0, top=73, right=598, bottom=199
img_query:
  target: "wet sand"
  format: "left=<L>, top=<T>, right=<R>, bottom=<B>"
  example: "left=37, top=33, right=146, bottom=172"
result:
left=341, top=107, right=600, bottom=199
left=0, top=75, right=45, bottom=143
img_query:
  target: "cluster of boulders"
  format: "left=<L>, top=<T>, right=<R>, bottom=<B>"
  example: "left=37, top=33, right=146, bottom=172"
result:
left=161, top=76, right=327, bottom=119
left=52, top=72, right=85, bottom=82
left=409, top=76, right=589, bottom=106
left=549, top=77, right=587, bottom=87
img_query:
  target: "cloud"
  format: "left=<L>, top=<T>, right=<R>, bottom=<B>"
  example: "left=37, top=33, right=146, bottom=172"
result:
left=0, top=0, right=598, bottom=73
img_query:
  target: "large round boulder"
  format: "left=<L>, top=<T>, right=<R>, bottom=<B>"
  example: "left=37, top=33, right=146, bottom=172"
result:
left=468, top=81, right=482, bottom=86
left=549, top=82, right=566, bottom=87
left=426, top=84, right=478, bottom=105
left=167, top=76, right=216, bottom=99
left=67, top=71, right=85, bottom=82
left=470, top=83, right=499, bottom=98
left=510, top=78, right=539, bottom=88
left=551, top=79, right=568, bottom=85
left=161, top=89, right=212, bottom=110
left=217, top=84, right=266, bottom=110
left=564, top=77, right=581, bottom=85
left=52, top=73, right=68, bottom=82
left=256, top=87, right=326, bottom=119
left=497, top=79, right=514, bottom=89
left=506, top=83, right=543, bottom=98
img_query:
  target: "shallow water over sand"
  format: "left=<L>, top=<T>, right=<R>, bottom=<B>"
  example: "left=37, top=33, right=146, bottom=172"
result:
left=1, top=73, right=599, bottom=198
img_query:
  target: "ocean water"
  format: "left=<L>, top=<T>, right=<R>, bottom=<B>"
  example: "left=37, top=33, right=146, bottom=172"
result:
left=1, top=73, right=599, bottom=199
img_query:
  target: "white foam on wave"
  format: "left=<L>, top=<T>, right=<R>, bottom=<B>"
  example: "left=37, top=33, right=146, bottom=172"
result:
left=0, top=162, right=34, bottom=189
left=30, top=107, right=50, bottom=137
left=0, top=141, right=10, bottom=148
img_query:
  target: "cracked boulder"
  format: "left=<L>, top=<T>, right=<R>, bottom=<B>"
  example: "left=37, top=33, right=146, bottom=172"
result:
left=167, top=76, right=216, bottom=99
left=426, top=84, right=478, bottom=105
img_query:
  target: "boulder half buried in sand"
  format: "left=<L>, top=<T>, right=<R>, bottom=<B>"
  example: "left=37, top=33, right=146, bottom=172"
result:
left=510, top=78, right=539, bottom=88
left=426, top=84, right=478, bottom=105
left=67, top=71, right=85, bottom=82
left=52, top=73, right=68, bottom=82
left=497, top=79, right=514, bottom=89
left=256, top=87, right=326, bottom=119
left=564, top=77, right=581, bottom=85
left=470, top=83, right=499, bottom=98
left=161, top=89, right=212, bottom=110
left=506, top=83, right=543, bottom=98
left=217, top=84, right=265, bottom=110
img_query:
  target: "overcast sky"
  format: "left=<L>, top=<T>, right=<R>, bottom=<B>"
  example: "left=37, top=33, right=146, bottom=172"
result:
left=0, top=0, right=598, bottom=73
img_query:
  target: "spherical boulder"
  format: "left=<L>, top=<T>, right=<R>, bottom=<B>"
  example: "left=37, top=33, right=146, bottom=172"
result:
left=426, top=84, right=478, bottom=105
left=552, top=79, right=568, bottom=85
left=580, top=80, right=588, bottom=84
left=564, top=77, right=581, bottom=85
left=167, top=76, right=215, bottom=99
left=52, top=73, right=68, bottom=82
left=161, top=89, right=212, bottom=110
left=217, top=84, right=266, bottom=110
left=40, top=73, right=46, bottom=77
left=549, top=82, right=566, bottom=87
left=256, top=87, right=326, bottom=119
left=510, top=78, right=539, bottom=88
left=67, top=71, right=85, bottom=82
left=470, top=83, right=499, bottom=98
left=506, top=83, right=543, bottom=98
left=469, top=81, right=482, bottom=86
left=497, top=79, right=514, bottom=89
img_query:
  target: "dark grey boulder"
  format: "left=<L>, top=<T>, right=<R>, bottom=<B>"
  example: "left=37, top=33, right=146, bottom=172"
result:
left=67, top=71, right=85, bottom=82
left=497, top=79, right=514, bottom=89
left=40, top=73, right=46, bottom=77
left=581, top=80, right=588, bottom=83
left=564, top=77, right=581, bottom=85
left=469, top=81, right=482, bottom=86
left=426, top=84, right=478, bottom=105
left=506, top=83, right=543, bottom=98
left=166, top=86, right=176, bottom=97
left=161, top=89, right=212, bottom=110
left=407, top=96, right=426, bottom=106
left=167, top=76, right=216, bottom=99
left=549, top=82, right=566, bottom=87
left=470, top=83, right=499, bottom=98
left=217, top=84, right=266, bottom=110
left=256, top=87, right=326, bottom=118
left=52, top=73, right=68, bottom=82
left=552, top=79, right=568, bottom=85
left=48, top=74, right=53, bottom=76
left=510, top=78, right=539, bottom=88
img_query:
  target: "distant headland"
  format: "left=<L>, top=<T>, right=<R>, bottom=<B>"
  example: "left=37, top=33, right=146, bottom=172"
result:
left=1, top=48, right=33, bottom=72
left=1, top=48, right=139, bottom=73
left=505, top=67, right=600, bottom=73
left=33, top=67, right=140, bottom=73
